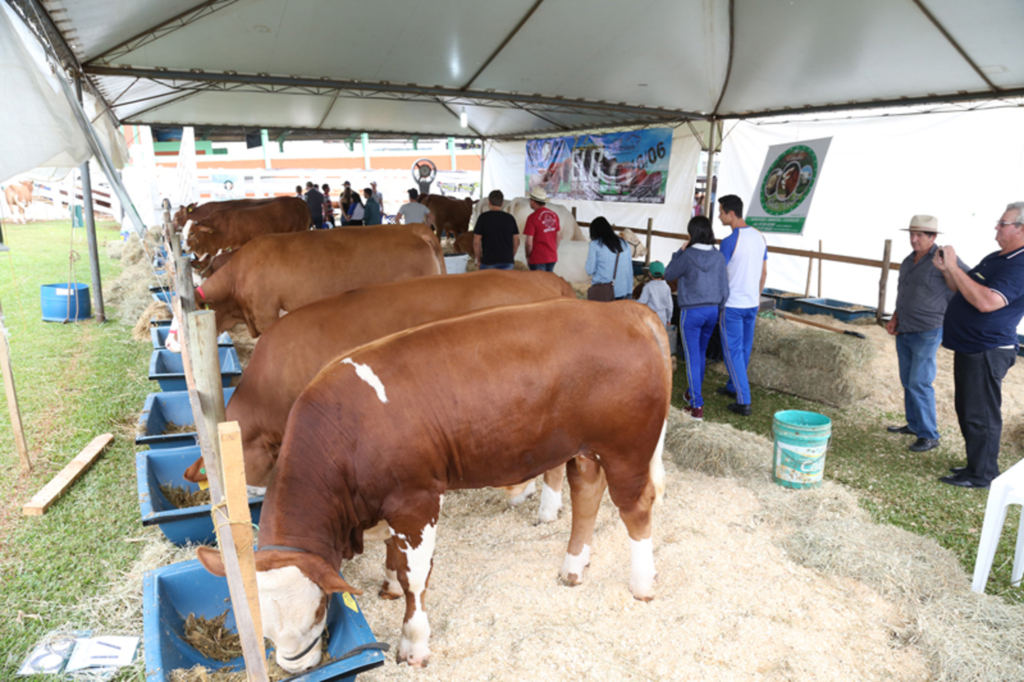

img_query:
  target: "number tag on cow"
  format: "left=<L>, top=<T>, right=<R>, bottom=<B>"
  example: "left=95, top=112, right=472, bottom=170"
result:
left=197, top=479, right=209, bottom=491
left=342, top=592, right=359, bottom=613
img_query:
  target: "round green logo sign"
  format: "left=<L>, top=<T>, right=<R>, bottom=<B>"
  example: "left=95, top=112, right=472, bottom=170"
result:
left=759, top=145, right=818, bottom=216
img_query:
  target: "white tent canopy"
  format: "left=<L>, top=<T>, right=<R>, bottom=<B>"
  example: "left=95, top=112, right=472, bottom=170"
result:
left=6, top=0, right=1024, bottom=142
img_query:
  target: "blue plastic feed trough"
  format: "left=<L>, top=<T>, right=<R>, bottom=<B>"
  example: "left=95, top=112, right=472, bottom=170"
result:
left=150, top=286, right=173, bottom=305
left=150, top=326, right=233, bottom=350
left=143, top=560, right=385, bottom=682
left=136, top=445, right=262, bottom=546
left=136, top=389, right=236, bottom=449
left=40, top=283, right=92, bottom=322
left=789, top=297, right=876, bottom=321
left=761, top=288, right=804, bottom=312
left=149, top=347, right=241, bottom=391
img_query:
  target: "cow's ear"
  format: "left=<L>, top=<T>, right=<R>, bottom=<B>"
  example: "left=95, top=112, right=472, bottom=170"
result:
left=197, top=546, right=226, bottom=577
left=293, top=553, right=364, bottom=597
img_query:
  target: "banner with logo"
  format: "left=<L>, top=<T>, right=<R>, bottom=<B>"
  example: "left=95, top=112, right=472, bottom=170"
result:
left=746, top=137, right=831, bottom=234
left=525, top=129, right=672, bottom=204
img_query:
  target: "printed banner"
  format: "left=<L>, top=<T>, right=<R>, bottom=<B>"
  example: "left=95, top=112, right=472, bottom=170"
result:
left=746, top=137, right=832, bottom=234
left=525, top=129, right=673, bottom=204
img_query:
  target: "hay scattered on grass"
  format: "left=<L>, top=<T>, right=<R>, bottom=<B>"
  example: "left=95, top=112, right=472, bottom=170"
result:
left=665, top=406, right=771, bottom=479
left=739, top=315, right=875, bottom=407
left=131, top=300, right=172, bottom=341
left=160, top=484, right=211, bottom=508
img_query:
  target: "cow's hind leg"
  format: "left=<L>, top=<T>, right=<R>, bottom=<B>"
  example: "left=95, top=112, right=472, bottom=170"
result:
left=503, top=478, right=536, bottom=507
left=536, top=465, right=564, bottom=524
left=560, top=455, right=607, bottom=586
left=388, top=495, right=443, bottom=668
left=604, top=421, right=666, bottom=602
left=379, top=537, right=404, bottom=600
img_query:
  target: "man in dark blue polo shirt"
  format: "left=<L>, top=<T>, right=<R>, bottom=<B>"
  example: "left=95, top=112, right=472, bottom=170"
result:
left=885, top=215, right=966, bottom=453
left=934, top=202, right=1024, bottom=488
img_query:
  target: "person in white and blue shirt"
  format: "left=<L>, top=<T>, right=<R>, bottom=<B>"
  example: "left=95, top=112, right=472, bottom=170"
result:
left=716, top=195, right=767, bottom=416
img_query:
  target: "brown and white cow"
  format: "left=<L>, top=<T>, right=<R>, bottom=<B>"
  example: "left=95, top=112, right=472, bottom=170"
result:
left=418, top=194, right=475, bottom=239
left=173, top=196, right=287, bottom=228
left=198, top=299, right=670, bottom=671
left=2, top=181, right=34, bottom=224
left=185, top=197, right=310, bottom=269
left=183, top=270, right=576, bottom=517
left=196, top=223, right=445, bottom=336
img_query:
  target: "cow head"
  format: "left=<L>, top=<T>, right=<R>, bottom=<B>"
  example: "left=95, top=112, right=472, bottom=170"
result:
left=197, top=546, right=361, bottom=673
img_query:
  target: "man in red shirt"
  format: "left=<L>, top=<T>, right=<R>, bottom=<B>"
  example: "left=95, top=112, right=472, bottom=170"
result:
left=524, top=187, right=561, bottom=271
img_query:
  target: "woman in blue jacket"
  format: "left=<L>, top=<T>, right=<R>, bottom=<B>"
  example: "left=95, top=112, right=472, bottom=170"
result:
left=585, top=217, right=634, bottom=300
left=664, top=216, right=729, bottom=421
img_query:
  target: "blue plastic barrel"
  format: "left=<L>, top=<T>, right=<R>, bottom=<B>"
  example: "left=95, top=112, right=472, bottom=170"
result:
left=40, top=283, right=92, bottom=322
left=772, top=410, right=832, bottom=489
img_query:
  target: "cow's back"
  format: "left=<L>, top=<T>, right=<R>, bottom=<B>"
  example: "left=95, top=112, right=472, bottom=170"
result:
left=283, top=300, right=670, bottom=495
left=229, top=270, right=575, bottom=472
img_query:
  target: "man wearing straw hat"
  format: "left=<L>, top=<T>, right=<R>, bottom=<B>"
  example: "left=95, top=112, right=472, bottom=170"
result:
left=524, top=187, right=560, bottom=272
left=886, top=215, right=965, bottom=453
left=934, top=202, right=1024, bottom=489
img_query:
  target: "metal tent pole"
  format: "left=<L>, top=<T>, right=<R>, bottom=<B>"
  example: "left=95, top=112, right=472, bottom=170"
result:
left=76, top=76, right=105, bottom=322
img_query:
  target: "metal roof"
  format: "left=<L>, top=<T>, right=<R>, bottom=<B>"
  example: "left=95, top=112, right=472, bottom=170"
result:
left=8, top=0, right=1024, bottom=141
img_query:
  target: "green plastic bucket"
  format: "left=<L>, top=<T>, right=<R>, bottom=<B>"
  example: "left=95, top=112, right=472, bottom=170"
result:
left=772, top=410, right=832, bottom=489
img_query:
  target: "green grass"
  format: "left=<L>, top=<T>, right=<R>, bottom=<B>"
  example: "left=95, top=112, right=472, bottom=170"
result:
left=0, top=220, right=151, bottom=677
left=674, top=353, right=1024, bottom=604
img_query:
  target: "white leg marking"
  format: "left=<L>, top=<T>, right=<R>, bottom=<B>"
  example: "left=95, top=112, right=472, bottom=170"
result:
left=651, top=420, right=667, bottom=505
left=396, top=496, right=442, bottom=666
left=341, top=358, right=389, bottom=404
left=629, top=537, right=656, bottom=600
left=559, top=543, right=591, bottom=585
left=536, top=480, right=563, bottom=524
left=507, top=479, right=536, bottom=507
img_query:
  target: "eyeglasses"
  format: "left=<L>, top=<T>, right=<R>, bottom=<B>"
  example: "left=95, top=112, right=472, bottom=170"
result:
left=997, top=220, right=1023, bottom=228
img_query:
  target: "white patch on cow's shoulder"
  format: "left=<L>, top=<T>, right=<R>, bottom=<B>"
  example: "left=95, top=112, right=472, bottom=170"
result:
left=341, top=358, right=388, bottom=404
left=559, top=543, right=591, bottom=585
left=629, top=537, right=656, bottom=600
left=257, top=565, right=326, bottom=673
left=536, top=480, right=563, bottom=524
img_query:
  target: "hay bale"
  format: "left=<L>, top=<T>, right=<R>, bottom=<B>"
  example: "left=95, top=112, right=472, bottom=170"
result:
left=106, top=239, right=125, bottom=260
left=665, top=406, right=772, bottom=478
left=132, top=301, right=172, bottom=341
left=744, top=315, right=875, bottom=407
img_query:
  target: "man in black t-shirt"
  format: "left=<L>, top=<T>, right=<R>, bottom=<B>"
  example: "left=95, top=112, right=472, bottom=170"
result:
left=304, top=182, right=324, bottom=229
left=474, top=190, right=519, bottom=270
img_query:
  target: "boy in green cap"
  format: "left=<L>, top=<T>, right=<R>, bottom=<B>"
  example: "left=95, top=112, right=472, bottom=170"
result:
left=638, top=261, right=673, bottom=331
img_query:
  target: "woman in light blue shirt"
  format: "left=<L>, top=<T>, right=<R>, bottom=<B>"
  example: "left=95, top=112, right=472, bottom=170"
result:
left=585, top=217, right=633, bottom=300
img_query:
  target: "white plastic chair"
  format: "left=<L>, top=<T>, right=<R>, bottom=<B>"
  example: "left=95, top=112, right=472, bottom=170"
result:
left=971, top=458, right=1024, bottom=593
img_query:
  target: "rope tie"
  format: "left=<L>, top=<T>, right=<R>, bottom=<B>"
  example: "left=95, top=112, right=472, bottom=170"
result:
left=210, top=500, right=260, bottom=536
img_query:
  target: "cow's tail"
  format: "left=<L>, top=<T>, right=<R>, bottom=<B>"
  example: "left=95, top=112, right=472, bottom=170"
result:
left=639, top=307, right=670, bottom=506
left=422, top=229, right=447, bottom=275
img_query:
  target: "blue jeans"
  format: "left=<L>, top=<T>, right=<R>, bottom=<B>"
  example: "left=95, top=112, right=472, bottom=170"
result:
left=680, top=306, right=718, bottom=408
left=480, top=262, right=515, bottom=270
left=896, top=329, right=943, bottom=440
left=529, top=262, right=556, bottom=272
left=720, top=306, right=758, bottom=405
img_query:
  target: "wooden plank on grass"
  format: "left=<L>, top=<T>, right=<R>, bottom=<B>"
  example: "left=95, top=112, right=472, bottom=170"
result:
left=22, top=434, right=113, bottom=515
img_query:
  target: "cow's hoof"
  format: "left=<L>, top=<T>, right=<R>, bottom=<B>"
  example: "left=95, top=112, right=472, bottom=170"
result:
left=558, top=545, right=591, bottom=586
left=534, top=483, right=562, bottom=524
left=378, top=582, right=403, bottom=600
left=397, top=640, right=430, bottom=668
left=559, top=572, right=583, bottom=587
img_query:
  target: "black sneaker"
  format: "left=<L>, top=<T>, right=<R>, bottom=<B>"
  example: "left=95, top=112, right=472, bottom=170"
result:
left=886, top=425, right=915, bottom=435
left=909, top=437, right=940, bottom=452
left=727, top=402, right=751, bottom=417
left=716, top=386, right=737, bottom=399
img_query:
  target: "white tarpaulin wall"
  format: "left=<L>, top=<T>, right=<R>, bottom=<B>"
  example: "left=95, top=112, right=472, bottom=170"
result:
left=483, top=126, right=703, bottom=260
left=716, top=107, right=1024, bottom=326
left=0, top=3, right=128, bottom=185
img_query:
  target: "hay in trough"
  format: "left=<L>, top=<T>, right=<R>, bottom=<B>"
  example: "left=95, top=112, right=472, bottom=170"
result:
left=737, top=314, right=875, bottom=407
left=169, top=652, right=318, bottom=682
left=183, top=611, right=243, bottom=662
left=226, top=324, right=257, bottom=370
left=665, top=406, right=771, bottom=479
left=160, top=484, right=211, bottom=509
left=131, top=300, right=172, bottom=341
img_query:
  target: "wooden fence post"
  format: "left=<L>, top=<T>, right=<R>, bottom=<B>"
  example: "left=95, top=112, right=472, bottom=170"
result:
left=818, top=240, right=823, bottom=298
left=0, top=300, right=29, bottom=472
left=877, top=239, right=893, bottom=324
left=645, top=218, right=653, bottom=266
left=186, top=311, right=268, bottom=682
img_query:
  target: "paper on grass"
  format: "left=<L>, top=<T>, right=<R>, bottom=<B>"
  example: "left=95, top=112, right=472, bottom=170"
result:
left=65, top=636, right=139, bottom=671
